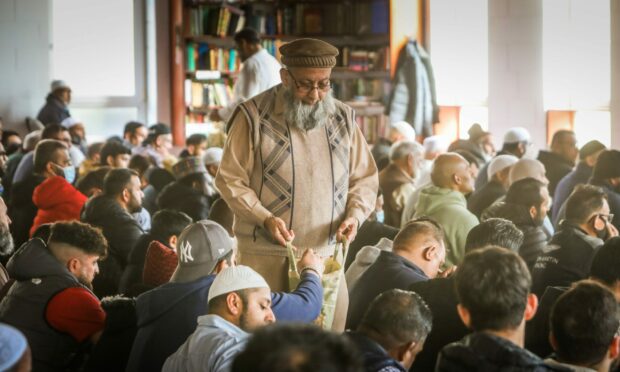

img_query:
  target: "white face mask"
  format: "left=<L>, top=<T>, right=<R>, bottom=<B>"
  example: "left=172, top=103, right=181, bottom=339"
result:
left=375, top=210, right=385, bottom=224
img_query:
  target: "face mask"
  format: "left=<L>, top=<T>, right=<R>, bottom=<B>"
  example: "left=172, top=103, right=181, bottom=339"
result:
left=594, top=221, right=609, bottom=241
left=62, top=166, right=76, bottom=184
left=375, top=210, right=385, bottom=224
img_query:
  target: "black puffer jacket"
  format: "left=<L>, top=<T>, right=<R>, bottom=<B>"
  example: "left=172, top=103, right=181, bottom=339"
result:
left=8, top=174, right=45, bottom=247
left=81, top=195, right=144, bottom=297
left=157, top=181, right=210, bottom=222
left=482, top=202, right=548, bottom=268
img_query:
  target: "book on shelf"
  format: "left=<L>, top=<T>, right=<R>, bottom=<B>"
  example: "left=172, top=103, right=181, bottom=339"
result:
left=186, top=43, right=240, bottom=72
left=184, top=79, right=233, bottom=111
left=184, top=0, right=388, bottom=37
left=354, top=113, right=387, bottom=145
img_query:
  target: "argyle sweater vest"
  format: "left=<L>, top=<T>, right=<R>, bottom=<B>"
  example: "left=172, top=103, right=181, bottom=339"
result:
left=231, top=86, right=354, bottom=257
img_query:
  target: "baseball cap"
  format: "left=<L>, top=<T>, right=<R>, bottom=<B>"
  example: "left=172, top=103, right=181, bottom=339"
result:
left=0, top=323, right=28, bottom=371
left=148, top=123, right=171, bottom=137
left=170, top=220, right=233, bottom=283
left=207, top=265, right=270, bottom=303
left=579, top=140, right=606, bottom=160
left=487, top=154, right=519, bottom=179
left=204, top=147, right=224, bottom=166
left=503, top=127, right=531, bottom=144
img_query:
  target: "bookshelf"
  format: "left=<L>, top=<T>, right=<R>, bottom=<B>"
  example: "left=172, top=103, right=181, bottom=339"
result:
left=171, top=0, right=392, bottom=145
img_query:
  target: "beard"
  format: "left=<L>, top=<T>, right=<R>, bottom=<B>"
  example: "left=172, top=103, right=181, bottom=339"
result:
left=283, top=87, right=337, bottom=131
left=127, top=194, right=142, bottom=214
left=0, top=223, right=14, bottom=256
left=77, top=274, right=94, bottom=291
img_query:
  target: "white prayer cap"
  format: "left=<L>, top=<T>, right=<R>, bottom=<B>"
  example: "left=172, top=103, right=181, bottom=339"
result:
left=509, top=158, right=548, bottom=185
left=207, top=265, right=270, bottom=303
left=204, top=147, right=223, bottom=166
left=51, top=80, right=70, bottom=92
left=423, top=135, right=449, bottom=154
left=61, top=117, right=81, bottom=129
left=503, top=127, right=531, bottom=144
left=390, top=121, right=416, bottom=142
left=487, top=154, right=519, bottom=179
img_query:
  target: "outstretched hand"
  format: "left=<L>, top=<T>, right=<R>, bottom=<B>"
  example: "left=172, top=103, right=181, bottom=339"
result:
left=264, top=215, right=295, bottom=246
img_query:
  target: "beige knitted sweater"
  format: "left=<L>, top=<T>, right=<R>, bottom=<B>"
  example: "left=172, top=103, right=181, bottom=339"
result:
left=215, top=85, right=378, bottom=258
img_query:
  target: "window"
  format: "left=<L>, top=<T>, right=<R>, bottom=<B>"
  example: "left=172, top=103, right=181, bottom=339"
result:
left=51, top=0, right=145, bottom=142
left=430, top=0, right=488, bottom=138
left=543, top=0, right=611, bottom=146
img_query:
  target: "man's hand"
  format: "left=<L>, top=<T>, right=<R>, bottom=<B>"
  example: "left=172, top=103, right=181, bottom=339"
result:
left=298, top=249, right=324, bottom=278
left=606, top=222, right=619, bottom=240
left=438, top=265, right=457, bottom=278
left=336, top=217, right=359, bottom=243
left=209, top=109, right=223, bottom=122
left=264, top=215, right=295, bottom=246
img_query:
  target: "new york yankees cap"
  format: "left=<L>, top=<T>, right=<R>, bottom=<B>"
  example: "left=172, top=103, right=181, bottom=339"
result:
left=170, top=220, right=233, bottom=283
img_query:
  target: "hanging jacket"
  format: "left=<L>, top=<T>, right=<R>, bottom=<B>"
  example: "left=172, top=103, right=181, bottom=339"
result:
left=31, top=176, right=88, bottom=236
left=0, top=239, right=90, bottom=371
left=386, top=40, right=439, bottom=137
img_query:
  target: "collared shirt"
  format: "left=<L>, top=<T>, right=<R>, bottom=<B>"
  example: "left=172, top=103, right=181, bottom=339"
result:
left=162, top=314, right=249, bottom=372
left=219, top=49, right=282, bottom=120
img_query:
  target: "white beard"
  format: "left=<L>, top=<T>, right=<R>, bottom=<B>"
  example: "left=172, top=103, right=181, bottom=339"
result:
left=283, top=87, right=337, bottom=131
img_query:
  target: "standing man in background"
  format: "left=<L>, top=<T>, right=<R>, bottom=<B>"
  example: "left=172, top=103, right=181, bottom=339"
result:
left=37, top=80, right=71, bottom=126
left=209, top=28, right=282, bottom=122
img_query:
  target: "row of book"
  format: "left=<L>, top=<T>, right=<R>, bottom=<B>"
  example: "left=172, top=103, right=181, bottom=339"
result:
left=186, top=43, right=389, bottom=74
left=332, top=79, right=390, bottom=102
left=355, top=114, right=387, bottom=145
left=184, top=79, right=233, bottom=108
left=184, top=0, right=389, bottom=37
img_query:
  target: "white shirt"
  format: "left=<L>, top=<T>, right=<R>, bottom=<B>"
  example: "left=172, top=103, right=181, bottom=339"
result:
left=219, top=49, right=282, bottom=120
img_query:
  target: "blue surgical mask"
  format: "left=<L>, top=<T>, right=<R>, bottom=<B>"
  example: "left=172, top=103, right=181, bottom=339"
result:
left=62, top=166, right=76, bottom=184
left=376, top=210, right=385, bottom=223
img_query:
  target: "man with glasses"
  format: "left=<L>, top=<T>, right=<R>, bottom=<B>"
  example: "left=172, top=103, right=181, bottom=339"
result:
left=215, top=38, right=378, bottom=315
left=531, top=184, right=619, bottom=297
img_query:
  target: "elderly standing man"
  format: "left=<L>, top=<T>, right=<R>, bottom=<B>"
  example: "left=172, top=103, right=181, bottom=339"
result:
left=216, top=39, right=378, bottom=297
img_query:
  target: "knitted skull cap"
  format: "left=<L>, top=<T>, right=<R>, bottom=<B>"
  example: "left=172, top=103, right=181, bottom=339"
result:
left=279, top=38, right=339, bottom=68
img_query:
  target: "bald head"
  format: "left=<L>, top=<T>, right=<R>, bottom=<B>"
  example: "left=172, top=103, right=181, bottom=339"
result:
left=431, top=153, right=475, bottom=194
left=509, top=158, right=548, bottom=186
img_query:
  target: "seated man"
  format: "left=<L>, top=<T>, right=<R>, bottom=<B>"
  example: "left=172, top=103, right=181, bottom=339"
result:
left=0, top=221, right=108, bottom=371
left=436, top=247, right=557, bottom=371
left=467, top=154, right=518, bottom=218
left=158, top=157, right=211, bottom=221
left=409, top=218, right=524, bottom=371
left=232, top=323, right=363, bottom=372
left=531, top=184, right=618, bottom=297
left=546, top=281, right=619, bottom=372
left=346, top=218, right=445, bottom=330
left=526, top=236, right=620, bottom=358
left=99, top=141, right=132, bottom=169
left=347, top=289, right=432, bottom=372
left=483, top=177, right=550, bottom=268
left=179, top=134, right=207, bottom=159
left=127, top=221, right=324, bottom=372
left=414, top=153, right=478, bottom=266
left=163, top=265, right=275, bottom=372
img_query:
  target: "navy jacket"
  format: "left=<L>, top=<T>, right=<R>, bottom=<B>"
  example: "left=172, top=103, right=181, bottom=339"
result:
left=126, top=272, right=322, bottom=372
left=346, top=250, right=428, bottom=330
left=37, top=94, right=70, bottom=126
left=346, top=331, right=406, bottom=372
left=551, top=162, right=592, bottom=225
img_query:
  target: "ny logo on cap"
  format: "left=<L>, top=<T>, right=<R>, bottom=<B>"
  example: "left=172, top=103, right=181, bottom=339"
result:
left=180, top=241, right=194, bottom=262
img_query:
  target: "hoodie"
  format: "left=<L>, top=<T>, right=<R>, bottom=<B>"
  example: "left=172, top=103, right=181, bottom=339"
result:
left=31, top=176, right=87, bottom=236
left=37, top=93, right=70, bottom=126
left=126, top=272, right=323, bottom=372
left=414, top=186, right=478, bottom=266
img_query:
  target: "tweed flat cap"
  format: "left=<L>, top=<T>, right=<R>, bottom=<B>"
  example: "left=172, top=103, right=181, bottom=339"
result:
left=173, top=156, right=207, bottom=180
left=279, top=38, right=339, bottom=68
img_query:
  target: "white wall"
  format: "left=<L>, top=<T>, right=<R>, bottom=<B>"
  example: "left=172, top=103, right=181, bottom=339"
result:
left=0, top=0, right=51, bottom=134
left=488, top=0, right=545, bottom=152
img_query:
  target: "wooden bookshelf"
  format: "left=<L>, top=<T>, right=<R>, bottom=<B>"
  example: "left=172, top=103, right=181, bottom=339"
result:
left=171, top=0, right=392, bottom=145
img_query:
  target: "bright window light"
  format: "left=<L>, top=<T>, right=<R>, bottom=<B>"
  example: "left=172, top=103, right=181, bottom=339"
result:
left=459, top=106, right=489, bottom=139
left=430, top=0, right=488, bottom=106
left=52, top=0, right=136, bottom=97
left=573, top=111, right=611, bottom=147
left=543, top=0, right=610, bottom=110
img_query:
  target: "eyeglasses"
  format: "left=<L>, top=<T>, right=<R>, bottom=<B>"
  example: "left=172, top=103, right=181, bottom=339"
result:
left=287, top=70, right=331, bottom=94
left=598, top=214, right=614, bottom=223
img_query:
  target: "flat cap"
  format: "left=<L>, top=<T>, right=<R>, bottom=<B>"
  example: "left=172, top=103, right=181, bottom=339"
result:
left=279, top=38, right=339, bottom=68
